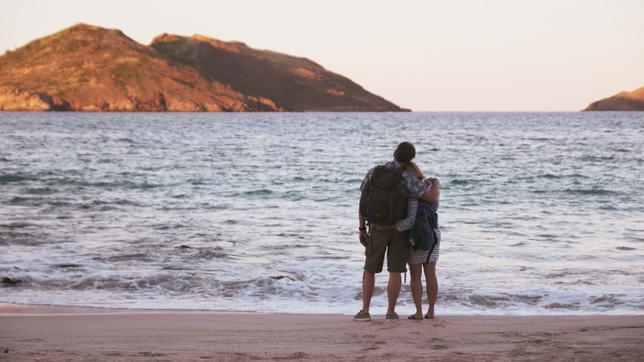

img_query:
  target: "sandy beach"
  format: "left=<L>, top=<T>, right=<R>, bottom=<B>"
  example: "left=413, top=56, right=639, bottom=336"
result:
left=0, top=303, right=642, bottom=361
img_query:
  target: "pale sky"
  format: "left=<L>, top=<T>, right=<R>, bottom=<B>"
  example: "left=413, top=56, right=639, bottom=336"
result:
left=1, top=0, right=643, bottom=111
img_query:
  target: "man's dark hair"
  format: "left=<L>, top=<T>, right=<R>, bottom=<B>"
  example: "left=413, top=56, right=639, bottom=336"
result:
left=393, top=142, right=416, bottom=163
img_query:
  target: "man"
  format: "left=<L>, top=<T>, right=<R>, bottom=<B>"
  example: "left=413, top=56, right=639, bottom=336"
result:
left=355, top=142, right=438, bottom=321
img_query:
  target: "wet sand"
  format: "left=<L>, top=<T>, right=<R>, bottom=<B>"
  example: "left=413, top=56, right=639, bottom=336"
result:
left=1, top=303, right=643, bottom=361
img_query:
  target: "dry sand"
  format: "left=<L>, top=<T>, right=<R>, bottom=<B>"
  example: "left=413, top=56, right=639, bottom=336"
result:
left=1, top=303, right=642, bottom=361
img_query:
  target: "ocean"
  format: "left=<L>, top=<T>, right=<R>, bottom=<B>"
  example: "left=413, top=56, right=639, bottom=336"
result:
left=1, top=112, right=643, bottom=315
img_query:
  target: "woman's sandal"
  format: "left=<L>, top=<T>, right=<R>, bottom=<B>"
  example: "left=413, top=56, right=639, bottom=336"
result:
left=408, top=314, right=423, bottom=320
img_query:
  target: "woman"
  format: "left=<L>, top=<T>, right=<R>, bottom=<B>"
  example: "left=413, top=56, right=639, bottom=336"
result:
left=402, top=162, right=441, bottom=320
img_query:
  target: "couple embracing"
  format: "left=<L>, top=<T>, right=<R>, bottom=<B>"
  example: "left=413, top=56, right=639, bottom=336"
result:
left=355, top=142, right=441, bottom=321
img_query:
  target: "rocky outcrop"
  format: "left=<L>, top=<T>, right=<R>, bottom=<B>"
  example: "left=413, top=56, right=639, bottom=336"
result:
left=0, top=87, right=55, bottom=111
left=584, top=87, right=644, bottom=111
left=0, top=24, right=407, bottom=112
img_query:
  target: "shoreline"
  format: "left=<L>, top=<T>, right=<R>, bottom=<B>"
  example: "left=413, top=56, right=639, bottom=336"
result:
left=0, top=302, right=260, bottom=315
left=3, top=301, right=643, bottom=316
left=1, top=303, right=643, bottom=361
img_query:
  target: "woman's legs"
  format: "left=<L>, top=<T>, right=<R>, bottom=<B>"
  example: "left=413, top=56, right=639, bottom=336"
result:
left=423, top=262, right=438, bottom=318
left=409, top=264, right=423, bottom=318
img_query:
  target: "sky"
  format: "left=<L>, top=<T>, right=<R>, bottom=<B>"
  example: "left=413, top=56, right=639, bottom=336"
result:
left=1, top=0, right=643, bottom=111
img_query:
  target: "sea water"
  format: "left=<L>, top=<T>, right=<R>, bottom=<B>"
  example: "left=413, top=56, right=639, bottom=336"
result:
left=1, top=112, right=643, bottom=315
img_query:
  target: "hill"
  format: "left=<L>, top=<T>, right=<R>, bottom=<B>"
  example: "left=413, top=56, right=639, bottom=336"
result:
left=584, top=87, right=644, bottom=111
left=0, top=24, right=407, bottom=112
left=151, top=34, right=403, bottom=112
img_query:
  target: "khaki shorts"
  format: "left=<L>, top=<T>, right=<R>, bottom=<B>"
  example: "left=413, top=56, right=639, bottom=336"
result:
left=364, top=228, right=409, bottom=273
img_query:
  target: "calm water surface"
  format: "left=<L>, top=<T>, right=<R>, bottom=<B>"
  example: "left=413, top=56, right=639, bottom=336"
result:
left=1, top=112, right=643, bottom=314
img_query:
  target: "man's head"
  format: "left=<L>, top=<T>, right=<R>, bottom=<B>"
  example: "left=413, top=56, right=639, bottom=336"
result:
left=393, top=142, right=416, bottom=164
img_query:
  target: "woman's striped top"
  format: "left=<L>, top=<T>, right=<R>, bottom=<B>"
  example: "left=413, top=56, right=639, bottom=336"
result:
left=395, top=199, right=418, bottom=232
left=395, top=177, right=439, bottom=232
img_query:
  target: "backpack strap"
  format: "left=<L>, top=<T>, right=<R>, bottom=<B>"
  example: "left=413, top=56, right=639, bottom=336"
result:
left=388, top=189, right=395, bottom=222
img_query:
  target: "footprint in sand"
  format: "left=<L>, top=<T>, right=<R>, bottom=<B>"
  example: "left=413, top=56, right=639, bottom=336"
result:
left=286, top=352, right=309, bottom=359
left=360, top=345, right=380, bottom=352
left=135, top=351, right=166, bottom=357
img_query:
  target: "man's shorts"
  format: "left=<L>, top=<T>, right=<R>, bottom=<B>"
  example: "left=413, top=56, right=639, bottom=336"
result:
left=364, top=228, right=409, bottom=273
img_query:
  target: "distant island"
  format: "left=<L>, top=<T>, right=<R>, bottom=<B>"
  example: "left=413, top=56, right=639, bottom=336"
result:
left=584, top=87, right=644, bottom=111
left=0, top=24, right=408, bottom=112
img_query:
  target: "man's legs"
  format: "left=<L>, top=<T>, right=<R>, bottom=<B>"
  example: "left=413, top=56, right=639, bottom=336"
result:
left=359, top=229, right=387, bottom=316
left=386, top=230, right=409, bottom=316
left=387, top=271, right=401, bottom=314
left=362, top=270, right=375, bottom=313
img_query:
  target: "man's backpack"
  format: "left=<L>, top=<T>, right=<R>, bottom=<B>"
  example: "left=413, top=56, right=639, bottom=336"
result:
left=359, top=165, right=407, bottom=225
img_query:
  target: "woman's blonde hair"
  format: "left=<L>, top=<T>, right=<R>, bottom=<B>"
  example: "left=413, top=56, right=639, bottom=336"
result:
left=404, top=161, right=425, bottom=180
